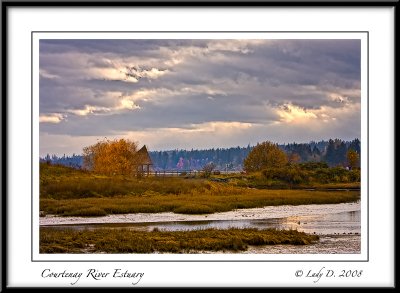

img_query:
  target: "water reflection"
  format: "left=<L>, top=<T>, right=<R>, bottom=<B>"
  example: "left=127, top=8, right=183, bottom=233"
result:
left=41, top=210, right=360, bottom=235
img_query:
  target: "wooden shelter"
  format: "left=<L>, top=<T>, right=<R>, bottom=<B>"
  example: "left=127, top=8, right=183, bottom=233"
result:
left=136, top=145, right=153, bottom=176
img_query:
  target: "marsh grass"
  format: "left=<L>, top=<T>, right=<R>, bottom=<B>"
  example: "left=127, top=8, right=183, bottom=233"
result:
left=40, top=228, right=319, bottom=253
left=40, top=188, right=360, bottom=216
left=40, top=164, right=360, bottom=200
left=41, top=174, right=208, bottom=199
left=40, top=163, right=360, bottom=216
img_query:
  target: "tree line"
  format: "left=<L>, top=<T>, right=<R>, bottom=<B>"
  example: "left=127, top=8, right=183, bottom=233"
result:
left=242, top=141, right=360, bottom=185
left=40, top=138, right=360, bottom=172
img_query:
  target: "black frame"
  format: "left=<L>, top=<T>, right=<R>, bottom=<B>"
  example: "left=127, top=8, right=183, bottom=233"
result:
left=1, top=0, right=398, bottom=290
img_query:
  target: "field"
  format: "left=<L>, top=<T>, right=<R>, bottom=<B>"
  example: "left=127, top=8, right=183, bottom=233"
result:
left=39, top=163, right=360, bottom=253
left=40, top=164, right=360, bottom=217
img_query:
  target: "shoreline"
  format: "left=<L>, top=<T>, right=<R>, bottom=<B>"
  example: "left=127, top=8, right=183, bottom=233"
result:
left=40, top=201, right=360, bottom=226
left=196, top=234, right=361, bottom=254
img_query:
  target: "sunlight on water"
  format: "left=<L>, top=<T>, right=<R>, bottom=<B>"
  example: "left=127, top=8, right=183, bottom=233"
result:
left=42, top=203, right=360, bottom=235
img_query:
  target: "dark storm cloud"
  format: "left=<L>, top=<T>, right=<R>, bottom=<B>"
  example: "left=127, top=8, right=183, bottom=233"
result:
left=39, top=38, right=361, bottom=154
left=41, top=39, right=178, bottom=55
left=40, top=92, right=279, bottom=136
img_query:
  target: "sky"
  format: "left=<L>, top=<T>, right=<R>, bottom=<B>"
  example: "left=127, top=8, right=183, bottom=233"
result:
left=39, top=39, right=361, bottom=157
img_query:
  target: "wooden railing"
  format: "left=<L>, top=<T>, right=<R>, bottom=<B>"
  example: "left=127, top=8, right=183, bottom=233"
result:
left=145, top=170, right=241, bottom=177
left=150, top=170, right=199, bottom=177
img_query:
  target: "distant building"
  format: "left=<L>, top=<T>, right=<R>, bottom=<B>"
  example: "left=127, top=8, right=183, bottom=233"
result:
left=136, top=145, right=153, bottom=176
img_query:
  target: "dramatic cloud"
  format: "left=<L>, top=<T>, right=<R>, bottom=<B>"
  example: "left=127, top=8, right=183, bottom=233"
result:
left=39, top=39, right=361, bottom=156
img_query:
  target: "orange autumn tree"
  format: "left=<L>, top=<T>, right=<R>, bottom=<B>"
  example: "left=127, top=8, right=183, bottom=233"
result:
left=83, top=138, right=139, bottom=176
left=244, top=141, right=288, bottom=172
left=346, top=149, right=360, bottom=170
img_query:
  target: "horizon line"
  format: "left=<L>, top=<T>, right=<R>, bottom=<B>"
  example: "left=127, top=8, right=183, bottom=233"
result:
left=39, top=137, right=360, bottom=158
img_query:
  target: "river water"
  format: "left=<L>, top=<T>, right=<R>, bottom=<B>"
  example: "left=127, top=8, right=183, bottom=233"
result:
left=42, top=210, right=360, bottom=235
left=41, top=201, right=361, bottom=254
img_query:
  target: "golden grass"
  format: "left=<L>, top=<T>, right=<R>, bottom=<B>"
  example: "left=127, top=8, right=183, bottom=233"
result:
left=40, top=228, right=319, bottom=253
left=40, top=187, right=360, bottom=216
left=40, top=163, right=360, bottom=217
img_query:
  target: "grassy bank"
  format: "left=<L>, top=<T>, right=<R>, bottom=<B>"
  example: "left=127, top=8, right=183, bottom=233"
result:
left=40, top=188, right=360, bottom=216
left=40, top=163, right=360, bottom=216
left=40, top=163, right=360, bottom=200
left=40, top=228, right=319, bottom=253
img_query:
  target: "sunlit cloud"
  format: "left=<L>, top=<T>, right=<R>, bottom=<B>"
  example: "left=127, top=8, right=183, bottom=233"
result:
left=88, top=67, right=139, bottom=83
left=328, top=93, right=352, bottom=105
left=206, top=39, right=268, bottom=54
left=39, top=113, right=65, bottom=123
left=124, top=66, right=169, bottom=80
left=90, top=65, right=169, bottom=83
left=39, top=69, right=60, bottom=80
left=117, top=98, right=141, bottom=110
left=67, top=101, right=141, bottom=116
left=168, top=121, right=255, bottom=133
left=67, top=105, right=112, bottom=116
left=276, top=101, right=360, bottom=125
left=276, top=103, right=318, bottom=123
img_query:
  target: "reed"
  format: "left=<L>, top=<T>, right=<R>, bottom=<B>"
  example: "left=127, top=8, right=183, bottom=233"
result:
left=40, top=228, right=319, bottom=253
left=40, top=188, right=360, bottom=216
left=40, top=163, right=360, bottom=216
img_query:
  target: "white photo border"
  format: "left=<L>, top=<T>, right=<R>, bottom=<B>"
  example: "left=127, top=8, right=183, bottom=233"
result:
left=32, top=31, right=369, bottom=263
